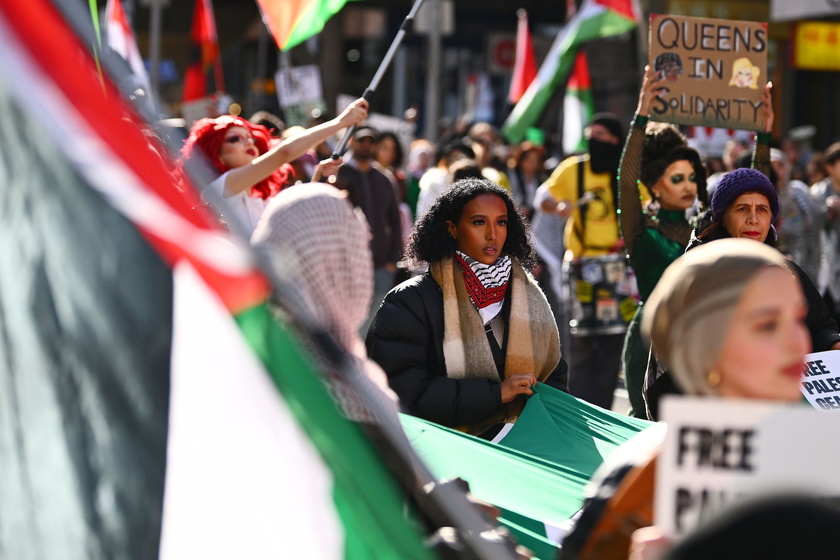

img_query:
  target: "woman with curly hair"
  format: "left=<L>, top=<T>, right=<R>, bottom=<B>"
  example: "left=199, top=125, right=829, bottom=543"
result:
left=178, top=98, right=368, bottom=233
left=366, top=177, right=568, bottom=438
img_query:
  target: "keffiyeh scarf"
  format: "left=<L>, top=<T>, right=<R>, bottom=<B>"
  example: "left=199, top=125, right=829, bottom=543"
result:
left=455, top=251, right=511, bottom=324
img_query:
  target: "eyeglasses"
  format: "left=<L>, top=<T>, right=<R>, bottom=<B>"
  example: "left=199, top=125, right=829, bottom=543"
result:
left=224, top=134, right=253, bottom=144
left=355, top=137, right=376, bottom=144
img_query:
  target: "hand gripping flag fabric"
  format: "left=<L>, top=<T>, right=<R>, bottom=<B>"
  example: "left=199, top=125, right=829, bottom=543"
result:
left=404, top=384, right=651, bottom=560
left=0, top=2, right=435, bottom=559
left=502, top=0, right=639, bottom=145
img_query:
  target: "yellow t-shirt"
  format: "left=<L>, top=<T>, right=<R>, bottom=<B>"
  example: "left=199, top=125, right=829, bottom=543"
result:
left=545, top=154, right=619, bottom=259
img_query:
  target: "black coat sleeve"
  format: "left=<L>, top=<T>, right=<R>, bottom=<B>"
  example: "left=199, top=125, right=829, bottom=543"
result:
left=792, top=261, right=840, bottom=352
left=366, top=278, right=503, bottom=428
left=544, top=356, right=569, bottom=393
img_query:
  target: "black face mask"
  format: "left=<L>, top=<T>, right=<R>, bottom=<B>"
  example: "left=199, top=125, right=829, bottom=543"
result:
left=588, top=138, right=622, bottom=174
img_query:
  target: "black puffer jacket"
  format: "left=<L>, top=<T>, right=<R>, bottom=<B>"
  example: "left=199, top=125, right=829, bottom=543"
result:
left=366, top=273, right=568, bottom=429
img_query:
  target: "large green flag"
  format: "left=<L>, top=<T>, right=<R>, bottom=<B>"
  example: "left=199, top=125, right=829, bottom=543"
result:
left=404, top=384, right=651, bottom=559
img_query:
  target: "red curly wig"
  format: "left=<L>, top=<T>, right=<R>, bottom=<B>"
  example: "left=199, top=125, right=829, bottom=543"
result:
left=179, top=115, right=294, bottom=199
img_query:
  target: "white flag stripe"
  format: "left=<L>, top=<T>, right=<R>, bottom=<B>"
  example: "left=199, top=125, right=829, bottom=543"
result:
left=160, top=263, right=343, bottom=559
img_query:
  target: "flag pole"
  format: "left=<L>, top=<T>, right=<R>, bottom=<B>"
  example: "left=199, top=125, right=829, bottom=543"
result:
left=331, top=0, right=426, bottom=159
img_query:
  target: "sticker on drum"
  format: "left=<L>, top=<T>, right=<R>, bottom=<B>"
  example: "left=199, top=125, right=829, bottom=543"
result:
left=619, top=297, right=638, bottom=322
left=596, top=298, right=619, bottom=322
left=615, top=276, right=635, bottom=297
left=576, top=281, right=594, bottom=303
left=581, top=260, right=604, bottom=284
left=604, top=260, right=625, bottom=283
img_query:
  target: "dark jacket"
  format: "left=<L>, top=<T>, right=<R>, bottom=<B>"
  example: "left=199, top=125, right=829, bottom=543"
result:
left=336, top=161, right=402, bottom=268
left=366, top=273, right=568, bottom=430
left=644, top=224, right=840, bottom=420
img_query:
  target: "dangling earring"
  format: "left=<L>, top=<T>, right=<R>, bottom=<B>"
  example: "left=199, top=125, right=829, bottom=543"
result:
left=706, top=369, right=721, bottom=388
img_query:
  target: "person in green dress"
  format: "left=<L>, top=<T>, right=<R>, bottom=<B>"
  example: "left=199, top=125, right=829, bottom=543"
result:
left=618, top=69, right=706, bottom=418
left=618, top=66, right=775, bottom=418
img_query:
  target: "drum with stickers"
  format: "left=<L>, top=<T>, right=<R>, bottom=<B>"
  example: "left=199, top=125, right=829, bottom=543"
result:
left=564, top=254, right=639, bottom=336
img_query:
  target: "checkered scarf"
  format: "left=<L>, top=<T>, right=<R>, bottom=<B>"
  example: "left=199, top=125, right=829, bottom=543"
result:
left=251, top=183, right=399, bottom=423
left=455, top=251, right=511, bottom=324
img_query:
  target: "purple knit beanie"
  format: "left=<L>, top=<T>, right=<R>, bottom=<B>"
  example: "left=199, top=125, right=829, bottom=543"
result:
left=710, top=168, right=779, bottom=222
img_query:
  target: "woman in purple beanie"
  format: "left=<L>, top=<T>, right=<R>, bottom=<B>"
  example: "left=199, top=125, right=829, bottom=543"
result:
left=644, top=167, right=840, bottom=419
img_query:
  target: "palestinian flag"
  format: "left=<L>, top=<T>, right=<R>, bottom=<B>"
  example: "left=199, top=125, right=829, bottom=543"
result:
left=562, top=51, right=594, bottom=155
left=105, top=0, right=150, bottom=92
left=0, top=2, right=435, bottom=558
left=256, top=0, right=356, bottom=51
left=502, top=0, right=639, bottom=144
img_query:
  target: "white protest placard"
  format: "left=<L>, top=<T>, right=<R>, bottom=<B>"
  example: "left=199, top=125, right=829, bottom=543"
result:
left=275, top=65, right=326, bottom=126
left=655, top=396, right=840, bottom=537
left=801, top=350, right=840, bottom=411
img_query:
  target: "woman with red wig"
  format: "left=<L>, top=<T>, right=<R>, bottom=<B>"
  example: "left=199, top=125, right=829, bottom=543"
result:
left=179, top=98, right=368, bottom=232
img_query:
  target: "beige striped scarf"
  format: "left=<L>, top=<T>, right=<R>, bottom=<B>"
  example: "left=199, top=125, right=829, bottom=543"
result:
left=430, top=255, right=562, bottom=435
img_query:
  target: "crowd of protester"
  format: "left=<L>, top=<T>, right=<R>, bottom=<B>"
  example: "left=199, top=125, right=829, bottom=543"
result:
left=174, top=70, right=840, bottom=557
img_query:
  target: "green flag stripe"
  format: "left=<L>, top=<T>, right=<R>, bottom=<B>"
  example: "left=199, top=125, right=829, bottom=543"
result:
left=502, top=8, right=635, bottom=144
left=284, top=0, right=357, bottom=50
left=237, top=304, right=434, bottom=559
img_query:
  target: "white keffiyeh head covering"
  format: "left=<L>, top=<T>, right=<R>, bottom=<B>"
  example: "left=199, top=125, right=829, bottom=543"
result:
left=251, top=183, right=398, bottom=421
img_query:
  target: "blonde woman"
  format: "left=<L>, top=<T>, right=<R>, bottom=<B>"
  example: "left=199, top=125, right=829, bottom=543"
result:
left=729, top=57, right=760, bottom=89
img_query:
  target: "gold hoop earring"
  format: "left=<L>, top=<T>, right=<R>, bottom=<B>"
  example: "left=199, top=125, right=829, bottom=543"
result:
left=706, top=369, right=721, bottom=388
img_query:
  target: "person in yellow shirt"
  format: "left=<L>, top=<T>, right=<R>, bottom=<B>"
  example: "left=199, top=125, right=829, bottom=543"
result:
left=540, top=113, right=647, bottom=410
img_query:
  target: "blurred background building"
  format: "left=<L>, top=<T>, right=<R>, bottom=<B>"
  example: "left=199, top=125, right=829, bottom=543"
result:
left=112, top=0, right=839, bottom=155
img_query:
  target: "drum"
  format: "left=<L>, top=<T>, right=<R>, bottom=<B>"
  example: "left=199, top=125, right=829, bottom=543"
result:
left=564, top=254, right=639, bottom=336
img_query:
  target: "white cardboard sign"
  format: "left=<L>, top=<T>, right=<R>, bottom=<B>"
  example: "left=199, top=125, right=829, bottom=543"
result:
left=801, top=350, right=840, bottom=411
left=656, top=396, right=840, bottom=537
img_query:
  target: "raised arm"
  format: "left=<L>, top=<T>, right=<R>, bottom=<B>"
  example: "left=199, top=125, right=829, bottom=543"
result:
left=619, top=66, right=663, bottom=259
left=223, top=98, right=369, bottom=196
left=752, top=82, right=773, bottom=177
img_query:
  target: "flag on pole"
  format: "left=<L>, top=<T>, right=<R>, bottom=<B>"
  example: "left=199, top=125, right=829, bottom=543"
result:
left=0, top=2, right=435, bottom=558
left=105, top=0, right=150, bottom=92
left=182, top=0, right=224, bottom=103
left=256, top=0, right=356, bottom=51
left=562, top=51, right=594, bottom=155
left=508, top=9, right=537, bottom=105
left=501, top=0, right=638, bottom=144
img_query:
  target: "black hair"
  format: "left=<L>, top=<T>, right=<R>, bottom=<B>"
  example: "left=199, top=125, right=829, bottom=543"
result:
left=654, top=52, right=684, bottom=78
left=407, top=177, right=534, bottom=267
left=449, top=159, right=484, bottom=181
left=641, top=124, right=708, bottom=206
left=376, top=131, right=404, bottom=169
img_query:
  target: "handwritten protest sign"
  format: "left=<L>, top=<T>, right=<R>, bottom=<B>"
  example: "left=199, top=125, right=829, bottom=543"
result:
left=801, top=350, right=840, bottom=410
left=655, top=396, right=840, bottom=537
left=648, top=14, right=768, bottom=130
